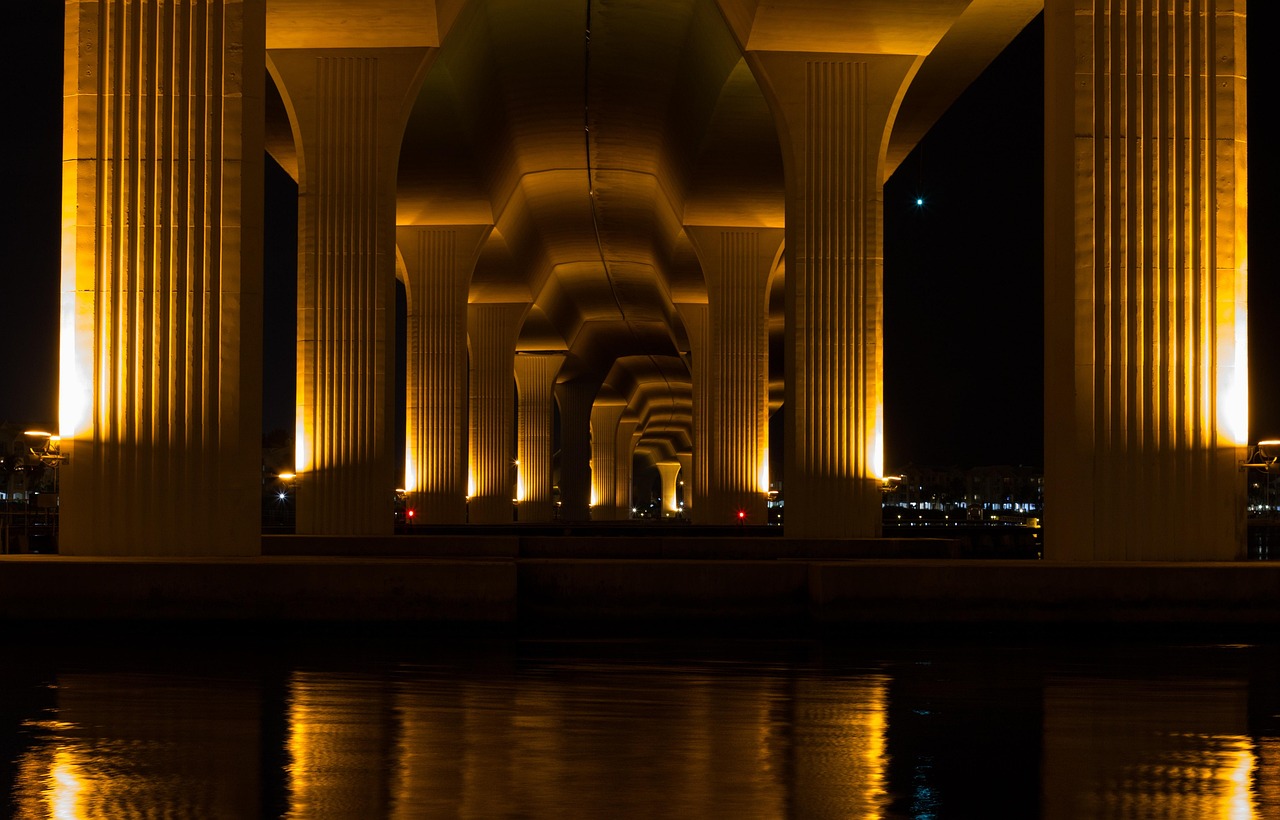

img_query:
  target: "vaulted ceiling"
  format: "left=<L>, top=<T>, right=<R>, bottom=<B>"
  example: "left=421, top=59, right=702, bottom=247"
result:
left=264, top=0, right=1041, bottom=464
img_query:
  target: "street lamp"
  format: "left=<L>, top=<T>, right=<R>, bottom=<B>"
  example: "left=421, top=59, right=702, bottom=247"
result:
left=21, top=430, right=67, bottom=552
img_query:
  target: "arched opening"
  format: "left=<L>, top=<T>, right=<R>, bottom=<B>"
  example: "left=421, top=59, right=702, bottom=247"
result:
left=882, top=14, right=1045, bottom=534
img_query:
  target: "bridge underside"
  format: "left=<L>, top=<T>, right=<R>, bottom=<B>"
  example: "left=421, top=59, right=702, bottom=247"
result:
left=57, top=0, right=1247, bottom=560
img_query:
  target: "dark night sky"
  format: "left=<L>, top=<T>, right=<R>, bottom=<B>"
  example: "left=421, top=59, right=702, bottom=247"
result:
left=3, top=5, right=1276, bottom=472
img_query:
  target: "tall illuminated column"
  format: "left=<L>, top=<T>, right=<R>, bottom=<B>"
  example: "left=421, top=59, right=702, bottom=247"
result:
left=676, top=452, right=693, bottom=517
left=1044, top=1, right=1247, bottom=560
left=656, top=462, right=682, bottom=517
left=555, top=380, right=598, bottom=521
left=750, top=53, right=917, bottom=538
left=676, top=303, right=710, bottom=517
left=59, top=0, right=264, bottom=555
left=685, top=227, right=782, bottom=525
left=614, top=417, right=639, bottom=519
left=514, top=353, right=565, bottom=523
left=268, top=48, right=431, bottom=535
left=399, top=226, right=490, bottom=524
left=590, top=402, right=625, bottom=518
left=467, top=303, right=527, bottom=524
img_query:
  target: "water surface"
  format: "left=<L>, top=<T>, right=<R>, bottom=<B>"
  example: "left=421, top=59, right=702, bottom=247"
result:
left=3, top=630, right=1278, bottom=818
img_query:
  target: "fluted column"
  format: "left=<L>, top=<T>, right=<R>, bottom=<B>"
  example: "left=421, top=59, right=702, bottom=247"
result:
left=590, top=403, right=626, bottom=519
left=514, top=353, right=564, bottom=523
left=1044, top=0, right=1247, bottom=560
left=685, top=227, right=782, bottom=525
left=59, top=0, right=265, bottom=555
left=676, top=303, right=710, bottom=517
left=614, top=418, right=639, bottom=519
left=467, top=304, right=527, bottom=524
left=676, top=452, right=693, bottom=518
left=750, top=53, right=915, bottom=538
left=555, top=381, right=598, bottom=521
left=656, top=462, right=682, bottom=518
left=399, top=226, right=490, bottom=524
left=270, top=47, right=432, bottom=535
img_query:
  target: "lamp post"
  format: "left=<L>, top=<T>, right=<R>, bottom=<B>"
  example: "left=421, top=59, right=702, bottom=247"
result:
left=1242, top=441, right=1280, bottom=559
left=22, top=430, right=66, bottom=552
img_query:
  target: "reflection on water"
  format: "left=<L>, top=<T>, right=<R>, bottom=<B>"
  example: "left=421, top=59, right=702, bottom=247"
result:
left=3, top=635, right=1279, bottom=818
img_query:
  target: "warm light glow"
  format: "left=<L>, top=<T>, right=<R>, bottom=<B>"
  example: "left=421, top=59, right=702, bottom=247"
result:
left=49, top=750, right=85, bottom=820
left=516, top=464, right=525, bottom=502
left=59, top=291, right=91, bottom=439
left=1222, top=740, right=1257, bottom=820
left=403, top=443, right=417, bottom=493
left=295, top=415, right=310, bottom=474
left=1219, top=301, right=1249, bottom=446
left=1217, top=258, right=1248, bottom=446
left=278, top=472, right=296, bottom=481
left=24, top=430, right=53, bottom=438
left=758, top=447, right=770, bottom=493
left=467, top=472, right=476, bottom=500
left=870, top=418, right=884, bottom=480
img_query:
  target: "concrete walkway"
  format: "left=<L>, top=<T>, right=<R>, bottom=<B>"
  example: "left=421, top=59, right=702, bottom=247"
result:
left=4, top=545, right=1280, bottom=627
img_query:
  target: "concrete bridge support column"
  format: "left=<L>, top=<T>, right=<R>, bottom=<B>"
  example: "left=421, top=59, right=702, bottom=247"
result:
left=467, top=304, right=527, bottom=524
left=614, top=418, right=639, bottom=520
left=555, top=381, right=598, bottom=522
left=750, top=53, right=917, bottom=538
left=656, top=462, right=682, bottom=518
left=676, top=303, right=710, bottom=518
left=677, top=452, right=693, bottom=518
left=685, top=227, right=782, bottom=526
left=59, top=0, right=265, bottom=555
left=1043, top=0, right=1248, bottom=560
left=399, top=226, right=490, bottom=525
left=514, top=353, right=565, bottom=523
left=590, top=403, right=626, bottom=519
left=269, top=47, right=433, bottom=534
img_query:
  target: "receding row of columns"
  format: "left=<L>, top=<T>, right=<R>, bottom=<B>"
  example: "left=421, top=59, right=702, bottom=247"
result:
left=58, top=0, right=1247, bottom=559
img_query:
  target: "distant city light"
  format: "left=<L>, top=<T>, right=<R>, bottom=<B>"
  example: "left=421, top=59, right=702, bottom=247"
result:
left=914, top=197, right=924, bottom=207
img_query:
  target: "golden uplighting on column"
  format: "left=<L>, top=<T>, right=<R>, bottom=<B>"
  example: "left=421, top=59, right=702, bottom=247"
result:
left=295, top=416, right=311, bottom=475
left=1219, top=292, right=1250, bottom=447
left=403, top=446, right=417, bottom=494
left=870, top=415, right=885, bottom=481
left=757, top=447, right=770, bottom=494
left=57, top=287, right=90, bottom=440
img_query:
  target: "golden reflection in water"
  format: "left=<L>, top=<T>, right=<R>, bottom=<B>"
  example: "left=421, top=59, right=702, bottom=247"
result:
left=286, top=672, right=391, bottom=819
left=13, top=744, right=90, bottom=820
left=282, top=667, right=891, bottom=818
left=1044, top=677, right=1262, bottom=820
left=49, top=749, right=86, bottom=820
left=10, top=674, right=260, bottom=820
left=792, top=675, right=890, bottom=818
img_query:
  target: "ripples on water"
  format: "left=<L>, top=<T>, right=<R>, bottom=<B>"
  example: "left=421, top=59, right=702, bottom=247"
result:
left=2, top=631, right=1278, bottom=818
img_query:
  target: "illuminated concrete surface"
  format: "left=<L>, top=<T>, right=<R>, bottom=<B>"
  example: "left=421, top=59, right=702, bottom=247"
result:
left=1043, top=1, right=1248, bottom=559
left=57, top=1, right=1250, bottom=559
left=60, top=0, right=265, bottom=555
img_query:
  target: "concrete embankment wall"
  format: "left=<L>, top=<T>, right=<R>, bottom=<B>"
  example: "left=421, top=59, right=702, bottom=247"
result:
left=5, top=538, right=1280, bottom=627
